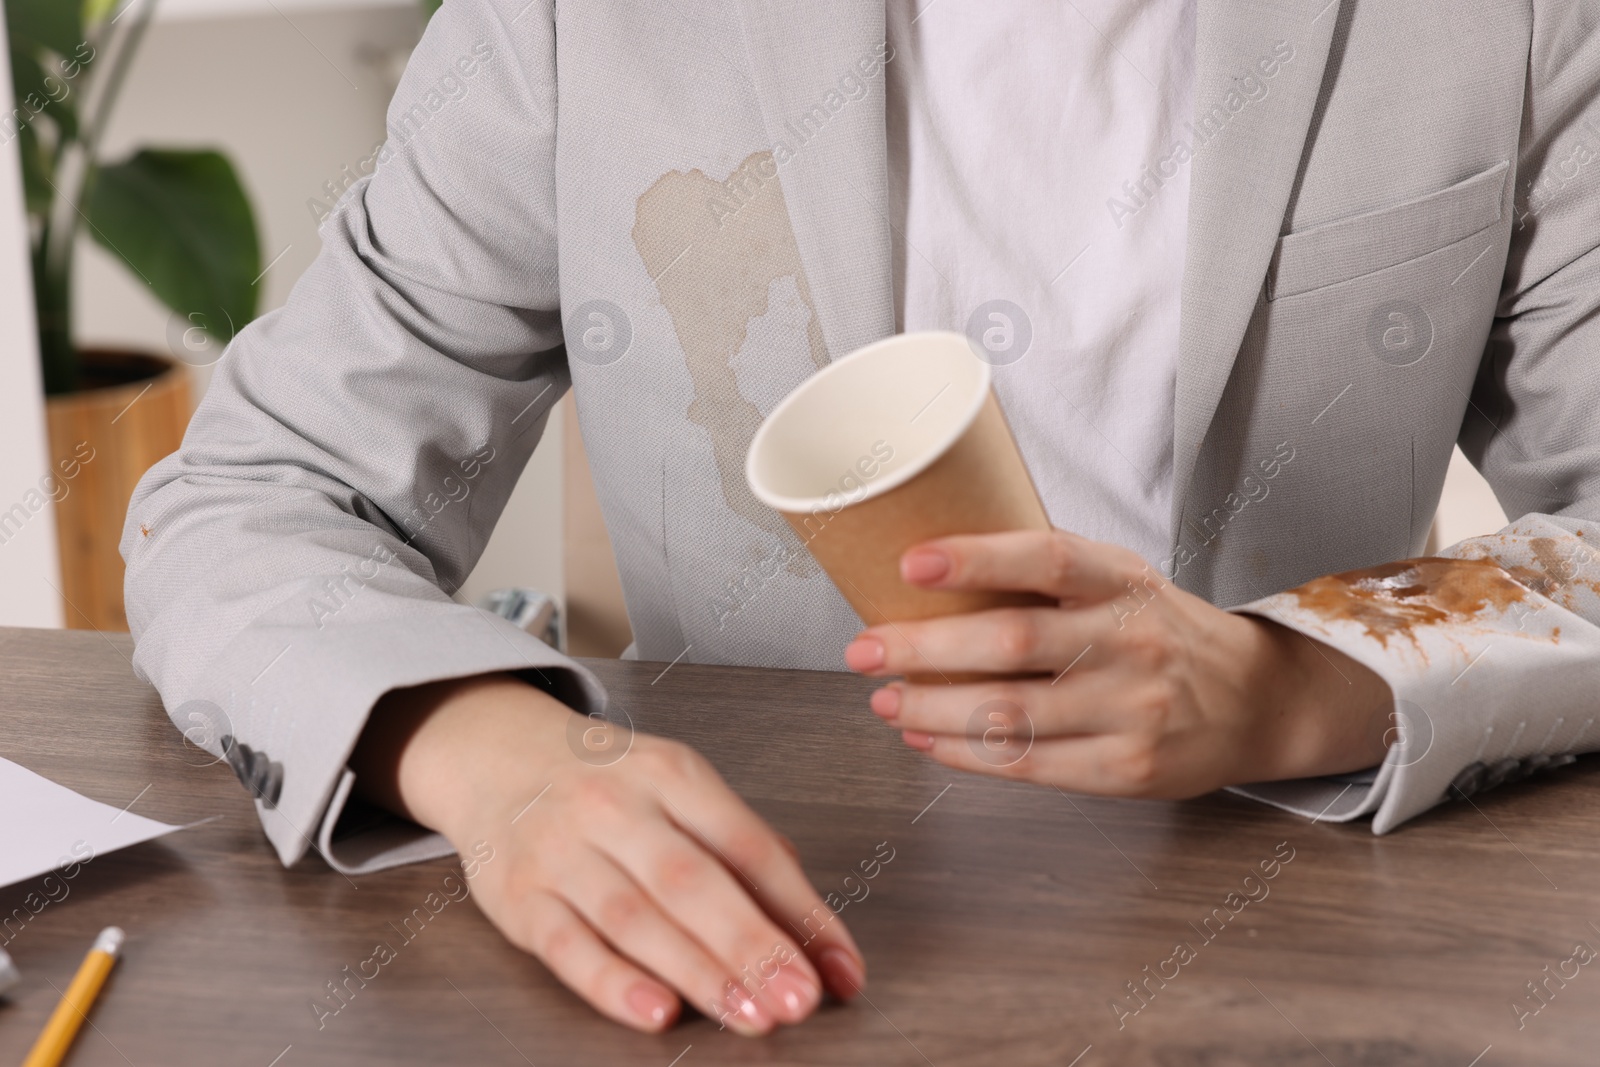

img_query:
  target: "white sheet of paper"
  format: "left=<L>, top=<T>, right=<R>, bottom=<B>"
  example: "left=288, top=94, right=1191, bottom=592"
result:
left=0, top=756, right=186, bottom=890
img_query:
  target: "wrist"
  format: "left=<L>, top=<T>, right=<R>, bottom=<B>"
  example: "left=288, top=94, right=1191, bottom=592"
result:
left=1241, top=615, right=1394, bottom=781
left=353, top=673, right=577, bottom=846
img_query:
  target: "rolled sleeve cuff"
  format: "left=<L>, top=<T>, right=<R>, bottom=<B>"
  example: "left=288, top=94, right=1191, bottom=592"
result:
left=1224, top=578, right=1581, bottom=834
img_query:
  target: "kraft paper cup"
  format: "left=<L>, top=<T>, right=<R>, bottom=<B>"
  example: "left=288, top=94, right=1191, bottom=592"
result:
left=746, top=331, right=1052, bottom=680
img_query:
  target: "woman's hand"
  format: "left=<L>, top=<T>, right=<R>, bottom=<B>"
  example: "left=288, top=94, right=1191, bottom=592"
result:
left=352, top=674, right=864, bottom=1036
left=844, top=530, right=1395, bottom=797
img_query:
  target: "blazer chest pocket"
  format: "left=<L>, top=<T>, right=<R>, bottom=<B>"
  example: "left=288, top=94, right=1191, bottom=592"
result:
left=1266, top=160, right=1510, bottom=301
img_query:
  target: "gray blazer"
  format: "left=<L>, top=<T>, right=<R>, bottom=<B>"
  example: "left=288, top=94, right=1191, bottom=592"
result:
left=124, top=0, right=1600, bottom=873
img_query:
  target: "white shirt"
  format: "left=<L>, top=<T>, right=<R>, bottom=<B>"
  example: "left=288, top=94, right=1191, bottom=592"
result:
left=886, top=0, right=1196, bottom=566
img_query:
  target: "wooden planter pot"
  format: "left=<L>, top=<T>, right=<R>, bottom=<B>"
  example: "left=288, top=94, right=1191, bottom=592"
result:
left=44, top=349, right=191, bottom=631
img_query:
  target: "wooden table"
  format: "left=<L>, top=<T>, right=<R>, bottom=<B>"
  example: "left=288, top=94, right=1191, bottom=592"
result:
left=3, top=625, right=1599, bottom=1066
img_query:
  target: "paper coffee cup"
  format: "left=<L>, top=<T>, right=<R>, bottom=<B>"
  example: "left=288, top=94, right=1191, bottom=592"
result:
left=745, top=331, right=1052, bottom=662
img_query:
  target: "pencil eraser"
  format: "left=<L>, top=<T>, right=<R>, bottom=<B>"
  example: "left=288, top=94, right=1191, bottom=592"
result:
left=94, top=927, right=125, bottom=957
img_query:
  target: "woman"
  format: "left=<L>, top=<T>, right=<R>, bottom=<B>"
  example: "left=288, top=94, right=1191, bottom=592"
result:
left=125, top=0, right=1600, bottom=1037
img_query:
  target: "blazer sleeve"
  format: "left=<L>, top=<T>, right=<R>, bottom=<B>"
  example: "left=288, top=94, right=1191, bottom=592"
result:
left=120, top=0, right=603, bottom=874
left=1227, top=8, right=1600, bottom=832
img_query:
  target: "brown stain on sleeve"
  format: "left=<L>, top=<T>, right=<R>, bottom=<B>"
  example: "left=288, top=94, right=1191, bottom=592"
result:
left=1289, top=556, right=1530, bottom=650
left=1501, top=536, right=1600, bottom=611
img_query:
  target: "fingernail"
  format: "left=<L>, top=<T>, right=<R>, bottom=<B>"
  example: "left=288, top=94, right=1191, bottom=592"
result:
left=901, top=730, right=935, bottom=751
left=844, top=637, right=885, bottom=671
left=901, top=548, right=950, bottom=584
left=764, top=962, right=821, bottom=1021
left=870, top=686, right=900, bottom=719
left=818, top=946, right=866, bottom=998
left=723, top=981, right=773, bottom=1034
left=626, top=982, right=676, bottom=1028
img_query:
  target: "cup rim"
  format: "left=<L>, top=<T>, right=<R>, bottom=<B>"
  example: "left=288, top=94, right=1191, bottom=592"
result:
left=745, top=330, right=992, bottom=514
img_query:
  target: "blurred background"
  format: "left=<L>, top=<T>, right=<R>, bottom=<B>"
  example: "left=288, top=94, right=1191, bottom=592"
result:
left=1, top=0, right=632, bottom=656
left=0, top=0, right=1504, bottom=653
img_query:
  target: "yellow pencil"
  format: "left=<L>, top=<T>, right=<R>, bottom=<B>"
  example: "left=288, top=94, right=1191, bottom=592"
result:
left=22, top=926, right=124, bottom=1067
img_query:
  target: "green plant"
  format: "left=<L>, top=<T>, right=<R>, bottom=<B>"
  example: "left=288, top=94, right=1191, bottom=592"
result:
left=7, top=0, right=261, bottom=395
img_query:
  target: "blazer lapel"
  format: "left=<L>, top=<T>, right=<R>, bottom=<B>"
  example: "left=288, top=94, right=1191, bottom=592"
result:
left=733, top=0, right=1346, bottom=564
left=733, top=0, right=897, bottom=360
left=1171, top=0, right=1345, bottom=550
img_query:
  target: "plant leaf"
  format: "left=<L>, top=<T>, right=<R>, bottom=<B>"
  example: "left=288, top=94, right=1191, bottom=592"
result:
left=17, top=122, right=53, bottom=217
left=419, top=0, right=442, bottom=17
left=86, top=149, right=262, bottom=343
left=9, top=45, right=78, bottom=141
left=82, top=0, right=122, bottom=30
left=5, top=0, right=85, bottom=58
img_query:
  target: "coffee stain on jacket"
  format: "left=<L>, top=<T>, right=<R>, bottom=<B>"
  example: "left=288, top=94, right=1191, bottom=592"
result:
left=633, top=150, right=829, bottom=576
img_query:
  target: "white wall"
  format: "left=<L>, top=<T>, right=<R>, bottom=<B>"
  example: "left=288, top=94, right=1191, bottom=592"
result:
left=0, top=34, right=66, bottom=627
left=1435, top=445, right=1510, bottom=548
left=76, top=5, right=565, bottom=611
